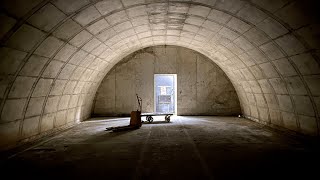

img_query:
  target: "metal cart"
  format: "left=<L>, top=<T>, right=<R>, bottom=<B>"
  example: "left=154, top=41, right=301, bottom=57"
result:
left=141, top=112, right=173, bottom=123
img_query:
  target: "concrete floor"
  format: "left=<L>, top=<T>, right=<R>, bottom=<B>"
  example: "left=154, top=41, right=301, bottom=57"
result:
left=1, top=116, right=319, bottom=180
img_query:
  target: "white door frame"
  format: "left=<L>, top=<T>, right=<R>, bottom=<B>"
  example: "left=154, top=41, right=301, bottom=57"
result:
left=154, top=74, right=177, bottom=114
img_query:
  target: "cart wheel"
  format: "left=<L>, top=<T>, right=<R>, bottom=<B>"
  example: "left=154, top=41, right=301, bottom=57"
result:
left=147, top=116, right=153, bottom=123
left=165, top=115, right=170, bottom=122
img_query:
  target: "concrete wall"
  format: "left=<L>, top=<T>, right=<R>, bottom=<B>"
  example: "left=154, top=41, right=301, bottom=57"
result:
left=93, top=46, right=241, bottom=116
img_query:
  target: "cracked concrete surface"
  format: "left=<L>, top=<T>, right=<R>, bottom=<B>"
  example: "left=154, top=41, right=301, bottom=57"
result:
left=0, top=0, right=320, bottom=149
left=1, top=116, right=319, bottom=179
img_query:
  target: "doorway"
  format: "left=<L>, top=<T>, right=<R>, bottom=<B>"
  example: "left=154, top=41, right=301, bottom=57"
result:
left=154, top=74, right=177, bottom=114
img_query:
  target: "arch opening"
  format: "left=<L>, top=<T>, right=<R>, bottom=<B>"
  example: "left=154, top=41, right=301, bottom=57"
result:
left=92, top=45, right=241, bottom=117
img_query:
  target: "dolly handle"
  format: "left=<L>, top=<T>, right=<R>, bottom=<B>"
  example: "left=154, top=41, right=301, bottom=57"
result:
left=136, top=94, right=142, bottom=112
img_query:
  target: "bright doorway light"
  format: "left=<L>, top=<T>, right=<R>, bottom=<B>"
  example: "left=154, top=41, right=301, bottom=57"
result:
left=154, top=74, right=177, bottom=114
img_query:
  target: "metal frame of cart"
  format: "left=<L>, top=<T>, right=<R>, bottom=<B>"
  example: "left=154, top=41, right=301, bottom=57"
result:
left=141, top=113, right=173, bottom=123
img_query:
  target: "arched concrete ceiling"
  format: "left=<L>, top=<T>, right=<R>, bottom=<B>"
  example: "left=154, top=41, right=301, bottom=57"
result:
left=0, top=0, right=320, bottom=148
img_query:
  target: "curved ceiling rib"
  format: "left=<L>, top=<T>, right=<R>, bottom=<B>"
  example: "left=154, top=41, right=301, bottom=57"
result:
left=0, top=0, right=319, bottom=148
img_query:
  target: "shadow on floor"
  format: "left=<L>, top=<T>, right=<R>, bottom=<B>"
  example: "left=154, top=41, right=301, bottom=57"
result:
left=1, top=116, right=319, bottom=180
